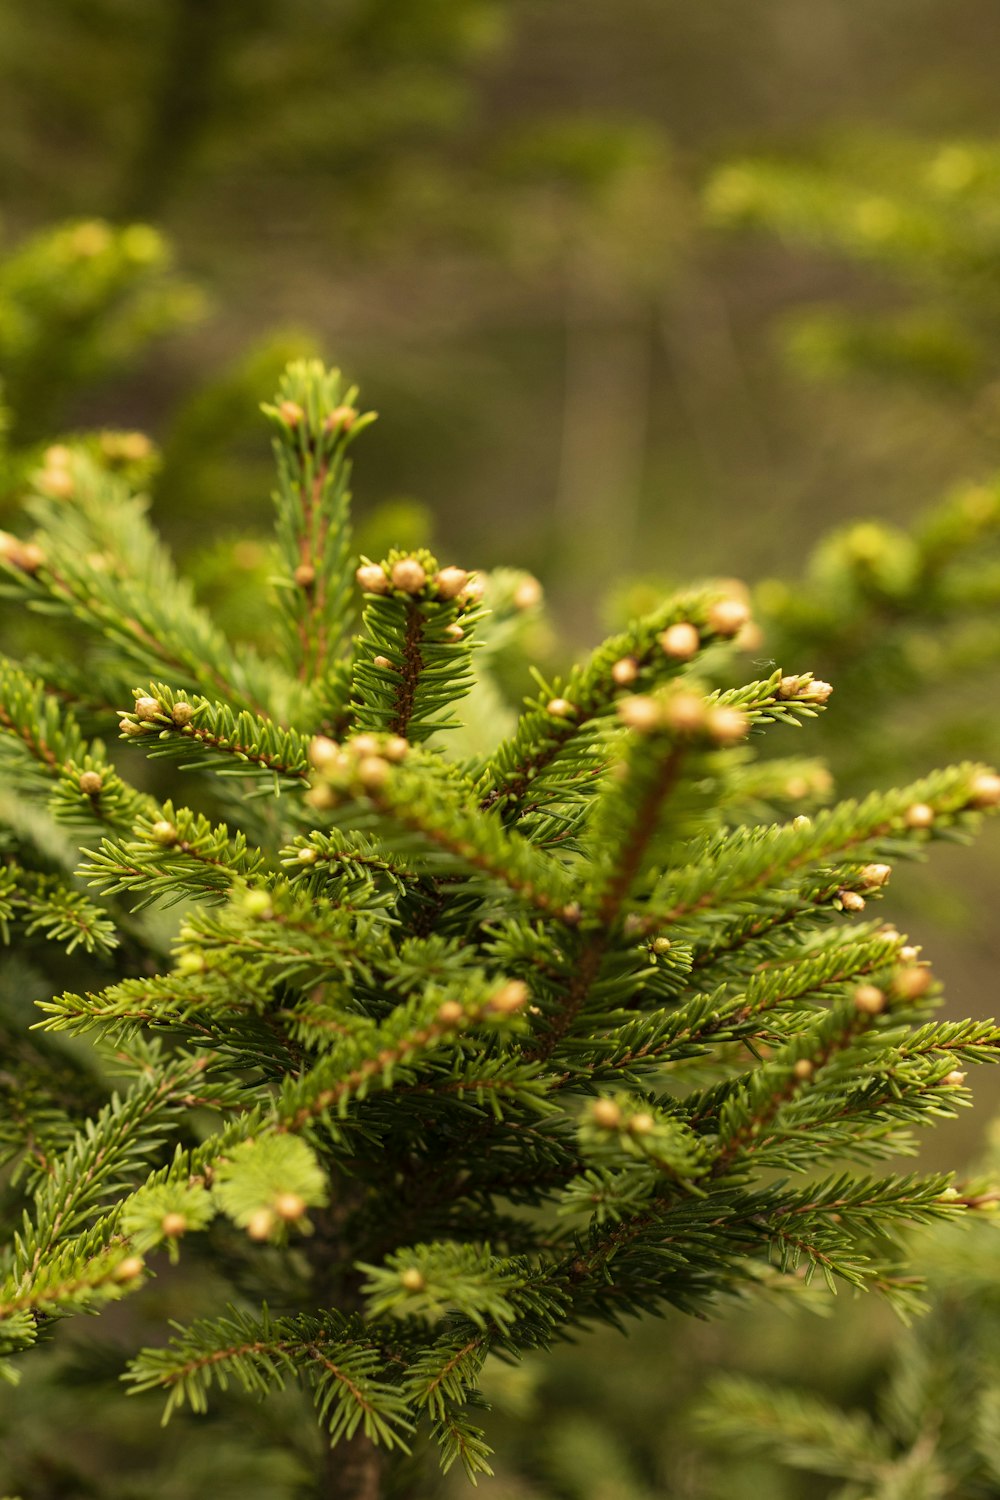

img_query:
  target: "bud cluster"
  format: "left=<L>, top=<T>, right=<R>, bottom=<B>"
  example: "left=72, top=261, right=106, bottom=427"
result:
left=306, top=731, right=410, bottom=808
left=616, top=686, right=751, bottom=746
left=355, top=554, right=484, bottom=608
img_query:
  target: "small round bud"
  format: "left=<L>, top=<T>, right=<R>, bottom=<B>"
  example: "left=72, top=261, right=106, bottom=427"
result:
left=489, top=980, right=529, bottom=1015
left=547, top=697, right=574, bottom=718
left=383, top=736, right=409, bottom=763
left=444, top=622, right=465, bottom=641
left=18, top=543, right=45, bottom=574
left=119, top=717, right=149, bottom=737
left=652, top=937, right=672, bottom=954
left=351, top=734, right=380, bottom=758
left=861, top=863, right=892, bottom=889
left=43, top=444, right=71, bottom=468
left=899, top=945, right=919, bottom=962
left=112, top=1255, right=145, bottom=1283
left=436, top=1000, right=464, bottom=1025
left=243, top=889, right=273, bottom=918
left=969, top=773, right=1000, bottom=808
left=325, top=405, right=357, bottom=433
left=514, top=576, right=543, bottom=610
left=735, top=621, right=764, bottom=652
left=175, top=951, right=205, bottom=976
left=793, top=1058, right=814, bottom=1080
left=611, top=656, right=639, bottom=686
left=391, top=558, right=427, bottom=593
left=309, top=736, right=340, bottom=770
left=629, top=1112, right=655, bottom=1135
left=659, top=622, right=700, bottom=660
left=78, top=770, right=103, bottom=795
left=400, top=1267, right=426, bottom=1292
left=171, top=701, right=194, bottom=726
left=942, top=1070, right=967, bottom=1087
left=707, top=597, right=751, bottom=637
left=37, top=467, right=75, bottom=498
left=372, top=655, right=393, bottom=669
left=801, top=679, right=834, bottom=704
left=134, top=696, right=162, bottom=720
left=357, top=756, right=389, bottom=790
left=592, top=1099, right=622, bottom=1129
left=161, top=1212, right=188, bottom=1238
left=151, top=820, right=177, bottom=846
left=459, top=576, right=486, bottom=605
left=854, top=983, right=886, bottom=1015
left=278, top=400, right=304, bottom=426
left=663, top=692, right=706, bottom=736
left=296, top=847, right=319, bottom=865
left=305, top=783, right=336, bottom=810
left=892, top=965, right=933, bottom=1000
left=706, top=706, right=750, bottom=745
left=617, top=695, right=662, bottom=732
left=905, top=802, right=935, bottom=830
left=562, top=901, right=582, bottom=924
left=356, top=563, right=389, bottom=594
left=839, top=889, right=866, bottom=912
left=792, top=815, right=812, bottom=830
left=293, top=563, right=316, bottom=587
left=274, top=1192, right=307, bottom=1222
left=434, top=566, right=469, bottom=599
left=784, top=777, right=809, bottom=800
left=246, top=1209, right=275, bottom=1241
left=115, top=431, right=153, bottom=463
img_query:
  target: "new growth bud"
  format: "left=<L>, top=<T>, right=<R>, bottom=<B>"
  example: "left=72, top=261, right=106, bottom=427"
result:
left=706, top=706, right=750, bottom=745
left=611, top=656, right=639, bottom=686
left=434, top=566, right=469, bottom=599
left=854, top=984, right=886, bottom=1015
left=707, top=597, right=751, bottom=637
left=78, top=770, right=103, bottom=795
left=905, top=803, right=935, bottom=830
left=391, top=558, right=427, bottom=593
left=134, top=697, right=162, bottom=720
left=970, top=773, right=1000, bottom=808
left=592, top=1099, right=622, bottom=1129
left=659, top=622, right=700, bottom=660
left=356, top=563, right=389, bottom=594
left=488, top=980, right=529, bottom=1015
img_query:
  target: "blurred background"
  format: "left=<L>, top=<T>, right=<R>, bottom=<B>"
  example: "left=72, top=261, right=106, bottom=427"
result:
left=5, top=2, right=1000, bottom=1496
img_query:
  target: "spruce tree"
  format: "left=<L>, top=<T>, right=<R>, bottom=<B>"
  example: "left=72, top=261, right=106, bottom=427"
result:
left=2, top=360, right=1000, bottom=1498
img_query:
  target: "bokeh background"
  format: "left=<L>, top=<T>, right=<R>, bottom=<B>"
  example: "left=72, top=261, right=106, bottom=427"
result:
left=5, top=3, right=1000, bottom=1496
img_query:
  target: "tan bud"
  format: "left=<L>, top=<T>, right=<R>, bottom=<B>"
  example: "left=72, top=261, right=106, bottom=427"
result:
left=293, top=563, right=316, bottom=587
left=434, top=566, right=469, bottom=599
left=659, top=622, right=700, bottom=660
left=735, top=621, right=764, bottom=652
left=784, top=777, right=810, bottom=800
left=308, top=735, right=340, bottom=770
left=793, top=1059, right=814, bottom=1080
left=43, top=444, right=72, bottom=468
left=274, top=1192, right=307, bottom=1222
left=547, top=697, right=574, bottom=718
left=37, top=467, right=75, bottom=498
left=305, top=783, right=336, bottom=810
left=663, top=692, right=706, bottom=736
left=707, top=598, right=751, bottom=637
left=611, top=656, right=639, bottom=686
left=325, top=405, right=357, bottom=432
left=652, top=937, right=672, bottom=954
left=160, top=1212, right=188, bottom=1238
left=119, top=718, right=149, bottom=737
left=444, top=623, right=465, bottom=641
left=296, top=846, right=319, bottom=864
left=112, top=1255, right=145, bottom=1283
left=562, top=901, right=582, bottom=924
left=905, top=802, right=935, bottom=830
left=437, top=1000, right=465, bottom=1025
left=592, top=1099, right=622, bottom=1129
left=400, top=1267, right=426, bottom=1292
left=78, top=770, right=104, bottom=795
left=801, top=679, right=834, bottom=704
left=970, top=773, right=1000, bottom=808
left=942, top=1070, right=967, bottom=1087
left=514, top=576, right=543, bottom=610
left=839, top=889, right=866, bottom=912
left=357, top=756, right=389, bottom=790
left=892, top=965, right=933, bottom=1000
left=383, top=736, right=409, bottom=763
left=372, top=655, right=393, bottom=669
left=854, top=983, right=886, bottom=1015
left=861, top=863, right=892, bottom=888
left=356, top=563, right=389, bottom=594
left=898, top=944, right=919, bottom=962
left=278, top=400, right=304, bottom=425
left=391, top=558, right=427, bottom=593
left=246, top=1209, right=275, bottom=1241
left=171, top=701, right=194, bottom=726
left=459, top=576, right=486, bottom=605
left=777, top=675, right=805, bottom=699
left=351, top=734, right=380, bottom=758
left=116, top=432, right=153, bottom=463
left=629, top=1112, right=655, bottom=1136
left=617, top=695, right=662, bottom=732
left=151, top=820, right=177, bottom=845
left=489, top=980, right=529, bottom=1015
left=134, top=696, right=162, bottom=720
left=706, top=706, right=750, bottom=745
left=18, top=543, right=45, bottom=574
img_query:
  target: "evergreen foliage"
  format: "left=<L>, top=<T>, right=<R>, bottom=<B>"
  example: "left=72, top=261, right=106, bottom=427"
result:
left=1, top=360, right=1000, bottom=1497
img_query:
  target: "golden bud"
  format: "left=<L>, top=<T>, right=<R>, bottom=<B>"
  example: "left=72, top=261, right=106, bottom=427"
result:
left=356, top=563, right=389, bottom=594
left=391, top=558, right=427, bottom=593
left=488, top=980, right=529, bottom=1015
left=160, top=1212, right=188, bottom=1238
left=611, top=656, right=639, bottom=686
left=274, top=1192, right=307, bottom=1222
left=434, top=566, right=469, bottom=599
left=706, top=706, right=750, bottom=745
left=171, top=701, right=195, bottom=726
left=592, top=1099, right=622, bottom=1129
left=707, top=597, right=751, bottom=637
left=659, top=622, right=700, bottom=660
left=134, top=696, right=162, bottom=720
left=400, top=1267, right=426, bottom=1291
left=970, top=773, right=1000, bottom=808
left=853, top=983, right=886, bottom=1015
left=79, top=770, right=104, bottom=795
left=436, top=1000, right=465, bottom=1025
left=905, top=802, right=935, bottom=830
left=293, top=563, right=316, bottom=587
